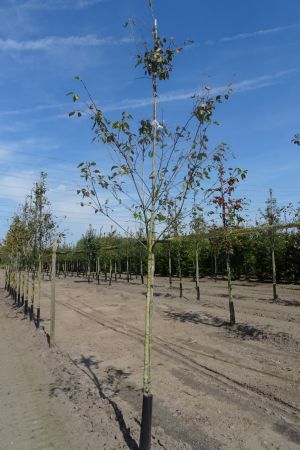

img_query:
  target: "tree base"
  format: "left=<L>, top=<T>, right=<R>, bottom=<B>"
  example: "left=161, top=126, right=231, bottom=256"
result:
left=36, top=307, right=41, bottom=328
left=179, top=282, right=183, bottom=298
left=273, top=284, right=278, bottom=301
left=139, top=394, right=153, bottom=450
left=229, top=302, right=236, bottom=325
left=24, top=300, right=28, bottom=316
left=196, top=286, right=200, bottom=301
left=30, top=304, right=34, bottom=321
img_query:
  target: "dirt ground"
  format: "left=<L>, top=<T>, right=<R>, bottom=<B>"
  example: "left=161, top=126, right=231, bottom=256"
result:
left=1, top=270, right=300, bottom=450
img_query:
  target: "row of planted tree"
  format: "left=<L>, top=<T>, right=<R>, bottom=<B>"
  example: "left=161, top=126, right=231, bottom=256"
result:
left=2, top=191, right=300, bottom=329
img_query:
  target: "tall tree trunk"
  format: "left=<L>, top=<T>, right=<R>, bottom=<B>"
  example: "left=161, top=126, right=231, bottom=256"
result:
left=140, top=16, right=158, bottom=450
left=140, top=244, right=154, bottom=449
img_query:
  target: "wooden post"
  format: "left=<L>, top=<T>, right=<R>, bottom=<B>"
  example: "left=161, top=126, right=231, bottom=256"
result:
left=50, top=240, right=58, bottom=348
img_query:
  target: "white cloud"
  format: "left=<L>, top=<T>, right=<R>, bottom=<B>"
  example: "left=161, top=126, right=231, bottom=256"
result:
left=104, top=69, right=298, bottom=111
left=0, top=70, right=297, bottom=121
left=0, top=102, right=68, bottom=117
left=0, top=170, right=35, bottom=203
left=206, top=24, right=300, bottom=45
left=19, top=0, right=110, bottom=11
left=0, top=147, right=13, bottom=163
left=0, top=138, right=60, bottom=167
left=0, top=34, right=132, bottom=51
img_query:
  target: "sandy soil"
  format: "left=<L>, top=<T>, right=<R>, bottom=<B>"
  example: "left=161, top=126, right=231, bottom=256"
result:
left=1, top=270, right=300, bottom=449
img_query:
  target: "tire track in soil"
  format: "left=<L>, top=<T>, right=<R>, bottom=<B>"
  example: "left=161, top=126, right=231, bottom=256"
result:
left=60, top=297, right=297, bottom=382
left=57, top=298, right=300, bottom=424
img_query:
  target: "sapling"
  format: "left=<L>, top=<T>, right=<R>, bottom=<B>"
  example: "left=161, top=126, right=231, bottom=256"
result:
left=190, top=195, right=207, bottom=300
left=208, top=149, right=247, bottom=325
left=69, top=2, right=230, bottom=446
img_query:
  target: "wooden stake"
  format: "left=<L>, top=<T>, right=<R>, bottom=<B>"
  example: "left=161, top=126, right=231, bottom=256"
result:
left=50, top=240, right=58, bottom=348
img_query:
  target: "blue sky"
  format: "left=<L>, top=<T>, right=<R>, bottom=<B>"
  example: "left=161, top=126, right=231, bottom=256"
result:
left=0, top=0, right=300, bottom=243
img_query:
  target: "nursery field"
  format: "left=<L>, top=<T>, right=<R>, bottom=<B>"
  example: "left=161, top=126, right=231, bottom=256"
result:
left=1, top=270, right=300, bottom=450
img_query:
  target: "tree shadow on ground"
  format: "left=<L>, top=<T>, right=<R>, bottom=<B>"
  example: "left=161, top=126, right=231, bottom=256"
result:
left=71, top=355, right=138, bottom=450
left=165, top=310, right=269, bottom=340
left=73, top=280, right=90, bottom=283
left=228, top=323, right=267, bottom=340
left=165, top=310, right=226, bottom=328
left=271, top=299, right=300, bottom=307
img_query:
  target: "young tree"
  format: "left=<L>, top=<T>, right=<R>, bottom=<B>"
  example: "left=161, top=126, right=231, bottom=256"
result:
left=69, top=3, right=230, bottom=447
left=30, top=173, right=58, bottom=326
left=190, top=193, right=207, bottom=299
left=4, top=173, right=60, bottom=325
left=208, top=149, right=247, bottom=324
left=259, top=190, right=281, bottom=300
left=77, top=224, right=98, bottom=282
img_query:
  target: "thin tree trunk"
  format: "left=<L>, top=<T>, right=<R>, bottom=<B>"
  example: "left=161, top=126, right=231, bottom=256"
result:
left=88, top=260, right=91, bottom=283
left=195, top=244, right=200, bottom=300
left=272, top=247, right=277, bottom=300
left=178, top=251, right=183, bottom=298
left=36, top=255, right=42, bottom=328
left=50, top=241, right=57, bottom=348
left=168, top=246, right=172, bottom=288
left=126, top=254, right=130, bottom=282
left=269, top=188, right=278, bottom=300
left=227, top=253, right=235, bottom=325
left=104, top=261, right=107, bottom=281
left=214, top=253, right=217, bottom=281
left=109, top=259, right=112, bottom=285
left=30, top=269, right=35, bottom=321
left=140, top=253, right=144, bottom=285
